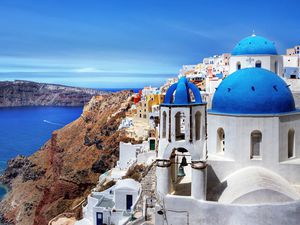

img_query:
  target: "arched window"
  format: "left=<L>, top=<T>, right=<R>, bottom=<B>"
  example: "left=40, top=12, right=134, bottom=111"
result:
left=255, top=60, right=262, bottom=68
left=195, top=111, right=201, bottom=140
left=217, top=128, right=225, bottom=153
left=288, top=129, right=295, bottom=158
left=162, top=111, right=167, bottom=138
left=237, top=62, right=241, bottom=70
left=274, top=61, right=278, bottom=74
left=175, top=112, right=185, bottom=141
left=251, top=131, right=262, bottom=159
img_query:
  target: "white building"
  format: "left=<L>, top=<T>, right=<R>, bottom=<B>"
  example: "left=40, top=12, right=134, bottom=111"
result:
left=77, top=179, right=141, bottom=225
left=287, top=45, right=300, bottom=56
left=283, top=54, right=300, bottom=79
left=111, top=141, right=152, bottom=180
left=229, top=34, right=284, bottom=76
left=155, top=69, right=300, bottom=225
left=203, top=53, right=231, bottom=76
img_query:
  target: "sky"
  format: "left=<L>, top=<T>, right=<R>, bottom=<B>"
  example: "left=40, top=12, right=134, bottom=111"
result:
left=0, top=0, right=299, bottom=88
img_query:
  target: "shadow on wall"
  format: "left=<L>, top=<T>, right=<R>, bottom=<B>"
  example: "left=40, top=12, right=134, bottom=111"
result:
left=206, top=165, right=227, bottom=201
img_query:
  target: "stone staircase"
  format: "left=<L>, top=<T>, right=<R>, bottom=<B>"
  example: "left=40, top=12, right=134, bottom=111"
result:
left=132, top=164, right=157, bottom=225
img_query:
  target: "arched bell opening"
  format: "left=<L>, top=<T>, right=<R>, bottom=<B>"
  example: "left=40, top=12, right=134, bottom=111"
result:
left=175, top=112, right=186, bottom=141
left=170, top=147, right=192, bottom=196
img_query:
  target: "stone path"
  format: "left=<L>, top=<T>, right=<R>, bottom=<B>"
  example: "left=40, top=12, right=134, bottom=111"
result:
left=133, top=164, right=157, bottom=225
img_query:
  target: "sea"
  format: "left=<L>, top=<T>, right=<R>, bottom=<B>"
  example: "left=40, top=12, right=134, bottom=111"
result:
left=0, top=87, right=144, bottom=201
left=0, top=106, right=83, bottom=200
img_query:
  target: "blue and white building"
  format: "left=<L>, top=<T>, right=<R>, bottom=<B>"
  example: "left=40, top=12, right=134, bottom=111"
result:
left=156, top=66, right=300, bottom=224
left=229, top=34, right=283, bottom=76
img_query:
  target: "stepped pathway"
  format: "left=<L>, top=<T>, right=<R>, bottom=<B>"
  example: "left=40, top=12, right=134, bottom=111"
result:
left=133, top=163, right=157, bottom=225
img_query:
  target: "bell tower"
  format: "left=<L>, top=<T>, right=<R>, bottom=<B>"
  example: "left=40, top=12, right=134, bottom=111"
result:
left=156, top=76, right=207, bottom=200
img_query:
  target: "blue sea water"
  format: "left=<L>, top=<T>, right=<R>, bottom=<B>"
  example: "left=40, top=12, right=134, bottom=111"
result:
left=0, top=106, right=83, bottom=200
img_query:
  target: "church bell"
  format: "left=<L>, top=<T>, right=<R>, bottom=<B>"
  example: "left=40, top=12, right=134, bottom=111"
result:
left=177, top=165, right=186, bottom=177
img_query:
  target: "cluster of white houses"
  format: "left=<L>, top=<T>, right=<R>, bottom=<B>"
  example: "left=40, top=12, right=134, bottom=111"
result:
left=180, top=34, right=300, bottom=95
left=76, top=142, right=155, bottom=225
left=155, top=35, right=300, bottom=225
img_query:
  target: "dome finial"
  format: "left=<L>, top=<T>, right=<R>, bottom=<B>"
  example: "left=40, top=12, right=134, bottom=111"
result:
left=252, top=29, right=256, bottom=37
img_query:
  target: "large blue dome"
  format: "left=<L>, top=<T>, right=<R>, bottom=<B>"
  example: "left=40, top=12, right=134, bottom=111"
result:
left=163, top=77, right=203, bottom=105
left=211, top=68, right=296, bottom=114
left=232, top=35, right=277, bottom=56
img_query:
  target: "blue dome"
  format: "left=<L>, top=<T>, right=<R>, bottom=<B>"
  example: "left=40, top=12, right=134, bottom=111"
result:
left=163, top=77, right=203, bottom=105
left=211, top=68, right=296, bottom=114
left=232, top=35, right=277, bottom=56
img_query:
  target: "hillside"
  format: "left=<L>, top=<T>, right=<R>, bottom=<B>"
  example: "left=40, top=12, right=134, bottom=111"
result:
left=0, top=90, right=139, bottom=225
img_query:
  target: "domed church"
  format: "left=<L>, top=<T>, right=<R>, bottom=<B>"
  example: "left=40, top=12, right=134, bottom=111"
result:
left=156, top=56, right=300, bottom=225
left=229, top=34, right=284, bottom=76
left=207, top=68, right=300, bottom=204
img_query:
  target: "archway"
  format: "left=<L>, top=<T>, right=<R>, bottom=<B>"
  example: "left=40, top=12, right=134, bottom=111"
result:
left=251, top=130, right=262, bottom=159
left=237, top=62, right=241, bottom=70
left=255, top=60, right=262, bottom=68
left=175, top=112, right=185, bottom=141
left=288, top=129, right=295, bottom=158
left=195, top=111, right=201, bottom=140
left=217, top=128, right=225, bottom=153
left=170, top=148, right=192, bottom=196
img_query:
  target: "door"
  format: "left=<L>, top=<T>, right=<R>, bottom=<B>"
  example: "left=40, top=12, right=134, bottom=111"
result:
left=96, top=212, right=103, bottom=225
left=150, top=139, right=155, bottom=151
left=126, top=194, right=133, bottom=210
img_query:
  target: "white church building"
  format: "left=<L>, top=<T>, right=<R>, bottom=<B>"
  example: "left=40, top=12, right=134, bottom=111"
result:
left=229, top=33, right=284, bottom=76
left=155, top=68, right=300, bottom=224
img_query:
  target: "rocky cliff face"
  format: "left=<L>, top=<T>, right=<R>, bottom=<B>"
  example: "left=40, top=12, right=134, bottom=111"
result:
left=0, top=80, right=107, bottom=107
left=0, top=90, right=139, bottom=225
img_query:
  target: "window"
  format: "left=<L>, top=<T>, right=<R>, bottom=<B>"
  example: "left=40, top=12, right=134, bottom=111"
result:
left=274, top=61, right=278, bottom=74
left=251, top=131, right=262, bottom=159
left=162, top=111, right=167, bottom=138
left=255, top=60, right=262, bottom=68
left=195, top=111, right=201, bottom=140
left=237, top=62, right=241, bottom=70
left=288, top=129, right=295, bottom=158
left=217, top=128, right=225, bottom=153
left=175, top=112, right=185, bottom=141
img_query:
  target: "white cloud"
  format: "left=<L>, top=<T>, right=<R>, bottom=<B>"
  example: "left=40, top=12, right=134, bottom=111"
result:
left=73, top=67, right=105, bottom=73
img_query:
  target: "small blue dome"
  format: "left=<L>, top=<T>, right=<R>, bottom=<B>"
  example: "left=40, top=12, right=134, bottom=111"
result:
left=232, top=35, right=277, bottom=56
left=211, top=68, right=296, bottom=114
left=163, top=77, right=202, bottom=105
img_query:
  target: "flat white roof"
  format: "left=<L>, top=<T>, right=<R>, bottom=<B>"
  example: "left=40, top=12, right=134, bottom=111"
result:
left=115, top=178, right=140, bottom=191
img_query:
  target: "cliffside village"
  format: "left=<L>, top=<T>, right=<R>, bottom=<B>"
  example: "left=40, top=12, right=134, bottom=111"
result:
left=50, top=34, right=300, bottom=225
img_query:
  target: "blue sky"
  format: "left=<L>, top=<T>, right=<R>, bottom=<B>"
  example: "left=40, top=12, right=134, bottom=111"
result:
left=0, top=0, right=299, bottom=88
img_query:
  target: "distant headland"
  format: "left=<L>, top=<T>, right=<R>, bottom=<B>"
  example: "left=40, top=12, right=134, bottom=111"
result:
left=0, top=80, right=109, bottom=107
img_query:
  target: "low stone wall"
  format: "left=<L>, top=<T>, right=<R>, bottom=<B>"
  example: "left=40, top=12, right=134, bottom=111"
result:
left=156, top=195, right=300, bottom=225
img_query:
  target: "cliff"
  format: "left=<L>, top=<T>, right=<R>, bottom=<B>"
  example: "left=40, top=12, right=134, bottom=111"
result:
left=0, top=80, right=107, bottom=107
left=0, top=90, right=140, bottom=225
